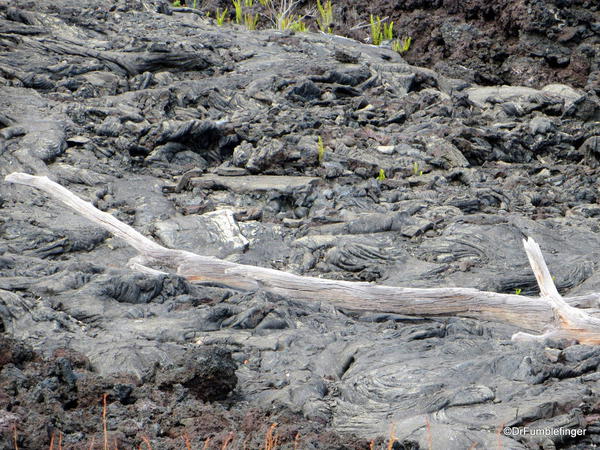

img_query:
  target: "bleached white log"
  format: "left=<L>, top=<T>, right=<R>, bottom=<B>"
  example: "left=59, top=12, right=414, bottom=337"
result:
left=6, top=172, right=600, bottom=343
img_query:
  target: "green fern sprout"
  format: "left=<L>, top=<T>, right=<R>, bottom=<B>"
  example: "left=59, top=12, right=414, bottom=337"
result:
left=370, top=15, right=383, bottom=45
left=316, top=0, right=333, bottom=33
left=317, top=136, right=326, bottom=163
left=383, top=21, right=394, bottom=41
left=411, top=161, right=423, bottom=176
left=245, top=12, right=259, bottom=29
left=515, top=288, right=522, bottom=295
left=216, top=8, right=228, bottom=26
left=392, top=36, right=412, bottom=53
left=376, top=168, right=386, bottom=181
left=232, top=0, right=243, bottom=24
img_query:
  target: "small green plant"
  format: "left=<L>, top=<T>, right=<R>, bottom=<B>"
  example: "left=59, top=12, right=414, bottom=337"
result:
left=515, top=288, right=522, bottom=295
left=317, top=136, right=325, bottom=163
left=316, top=0, right=333, bottom=33
left=370, top=16, right=395, bottom=46
left=376, top=168, right=386, bottom=181
left=244, top=0, right=254, bottom=6
left=216, top=8, right=228, bottom=26
left=412, top=162, right=423, bottom=176
left=278, top=13, right=308, bottom=31
left=172, top=0, right=181, bottom=6
left=232, top=0, right=243, bottom=23
left=192, top=0, right=197, bottom=8
left=370, top=15, right=383, bottom=45
left=383, top=21, right=394, bottom=41
left=245, top=12, right=259, bottom=29
left=290, top=20, right=308, bottom=32
left=392, top=36, right=412, bottom=53
left=262, top=0, right=303, bottom=32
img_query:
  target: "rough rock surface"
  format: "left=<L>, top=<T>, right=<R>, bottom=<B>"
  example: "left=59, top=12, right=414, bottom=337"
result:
left=1, top=0, right=600, bottom=448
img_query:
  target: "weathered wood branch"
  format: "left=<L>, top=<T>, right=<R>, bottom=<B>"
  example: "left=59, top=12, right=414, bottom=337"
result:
left=6, top=172, right=600, bottom=343
left=512, top=238, right=600, bottom=344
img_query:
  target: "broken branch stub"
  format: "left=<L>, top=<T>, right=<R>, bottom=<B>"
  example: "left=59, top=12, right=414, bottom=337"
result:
left=6, top=172, right=600, bottom=344
left=515, top=237, right=600, bottom=344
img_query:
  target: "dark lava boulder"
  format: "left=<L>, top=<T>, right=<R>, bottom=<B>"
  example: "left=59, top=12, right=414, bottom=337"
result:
left=154, top=347, right=238, bottom=402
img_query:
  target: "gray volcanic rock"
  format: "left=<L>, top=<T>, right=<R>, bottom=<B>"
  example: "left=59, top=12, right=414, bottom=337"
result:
left=2, top=0, right=600, bottom=448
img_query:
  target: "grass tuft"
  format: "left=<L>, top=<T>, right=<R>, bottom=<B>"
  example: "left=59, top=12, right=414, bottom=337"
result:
left=12, top=424, right=19, bottom=450
left=386, top=424, right=397, bottom=450
left=140, top=436, right=153, bottom=450
left=293, top=432, right=301, bottom=450
left=102, top=393, right=109, bottom=450
left=264, top=423, right=279, bottom=450
left=221, top=431, right=235, bottom=449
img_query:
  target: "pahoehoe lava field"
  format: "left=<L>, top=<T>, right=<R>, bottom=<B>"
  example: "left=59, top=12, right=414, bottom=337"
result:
left=0, top=0, right=599, bottom=448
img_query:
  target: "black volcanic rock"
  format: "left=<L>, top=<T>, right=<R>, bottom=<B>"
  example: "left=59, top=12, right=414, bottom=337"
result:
left=1, top=0, right=600, bottom=448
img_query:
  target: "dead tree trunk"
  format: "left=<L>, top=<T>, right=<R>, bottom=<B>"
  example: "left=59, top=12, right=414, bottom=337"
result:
left=6, top=172, right=600, bottom=344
